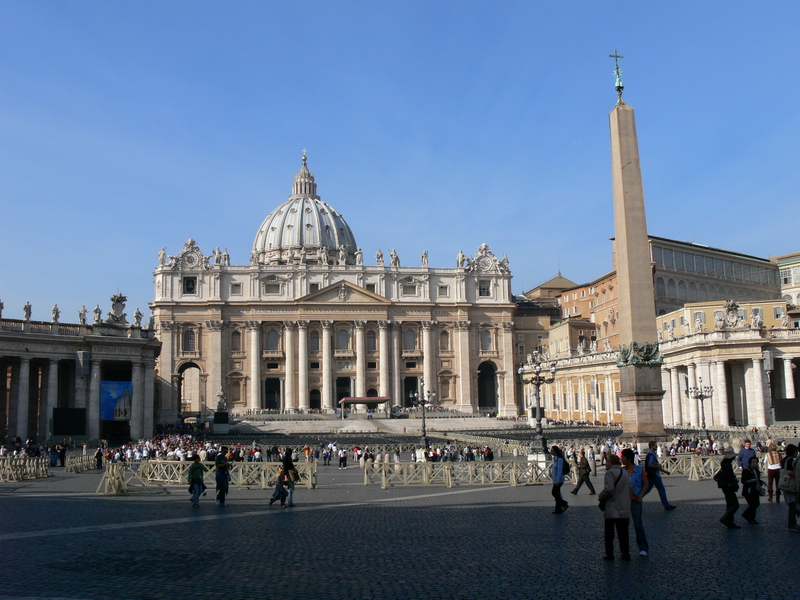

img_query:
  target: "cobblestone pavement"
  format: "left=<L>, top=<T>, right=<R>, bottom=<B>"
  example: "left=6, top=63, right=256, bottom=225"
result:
left=1, top=463, right=796, bottom=600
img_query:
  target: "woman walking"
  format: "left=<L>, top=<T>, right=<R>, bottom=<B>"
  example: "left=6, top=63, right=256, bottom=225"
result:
left=741, top=456, right=764, bottom=524
left=713, top=447, right=740, bottom=529
left=765, top=443, right=782, bottom=502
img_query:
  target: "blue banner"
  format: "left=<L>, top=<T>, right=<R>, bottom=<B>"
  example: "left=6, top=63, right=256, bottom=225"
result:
left=100, top=381, right=132, bottom=421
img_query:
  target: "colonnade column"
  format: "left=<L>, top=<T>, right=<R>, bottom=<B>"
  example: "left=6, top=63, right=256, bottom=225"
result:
left=130, top=362, right=143, bottom=440
left=44, top=359, right=59, bottom=440
left=321, top=321, right=333, bottom=411
left=157, top=321, right=176, bottom=422
left=284, top=321, right=296, bottom=411
left=297, top=321, right=309, bottom=410
left=500, top=322, right=516, bottom=416
left=378, top=321, right=390, bottom=398
left=421, top=321, right=435, bottom=397
left=660, top=367, right=673, bottom=426
left=784, top=356, right=796, bottom=399
left=391, top=323, right=401, bottom=405
left=687, top=363, right=698, bottom=426
left=248, top=322, right=261, bottom=410
left=748, top=357, right=767, bottom=427
left=669, top=367, right=682, bottom=426
left=88, top=359, right=101, bottom=440
left=355, top=321, right=366, bottom=398
left=143, top=360, right=155, bottom=438
left=15, top=358, right=31, bottom=440
left=715, top=360, right=729, bottom=426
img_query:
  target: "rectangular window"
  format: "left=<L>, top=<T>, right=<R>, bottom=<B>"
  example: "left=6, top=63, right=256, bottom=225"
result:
left=309, top=283, right=320, bottom=293
left=693, top=311, right=706, bottom=324
left=366, top=283, right=376, bottom=293
left=182, top=277, right=197, bottom=295
left=679, top=316, right=685, bottom=325
left=705, top=257, right=714, bottom=275
left=438, top=285, right=449, bottom=298
left=663, top=249, right=674, bottom=268
left=733, top=262, right=742, bottom=280
left=405, top=361, right=417, bottom=369
left=478, top=281, right=491, bottom=297
left=724, top=260, right=734, bottom=277
left=310, top=362, right=320, bottom=369
left=572, top=306, right=578, bottom=314
left=230, top=283, right=242, bottom=296
left=714, top=310, right=724, bottom=322
left=518, top=345, right=525, bottom=355
left=674, top=251, right=684, bottom=271
left=264, top=283, right=280, bottom=294
left=752, top=307, right=763, bottom=317
left=774, top=306, right=785, bottom=319
left=402, top=284, right=418, bottom=296
left=266, top=362, right=279, bottom=369
left=589, top=301, right=595, bottom=308
left=738, top=308, right=747, bottom=321
left=743, top=264, right=752, bottom=282
left=367, top=361, right=377, bottom=369
left=601, top=391, right=606, bottom=412
left=714, top=258, right=724, bottom=277
left=651, top=246, right=663, bottom=265
left=684, top=253, right=695, bottom=272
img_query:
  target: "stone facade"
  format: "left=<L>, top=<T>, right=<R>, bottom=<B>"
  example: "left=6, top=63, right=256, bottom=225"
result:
left=0, top=297, right=160, bottom=442
left=151, top=157, right=518, bottom=423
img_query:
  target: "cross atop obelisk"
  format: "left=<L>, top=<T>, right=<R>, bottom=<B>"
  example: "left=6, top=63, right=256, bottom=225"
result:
left=609, top=49, right=624, bottom=100
left=608, top=51, right=666, bottom=441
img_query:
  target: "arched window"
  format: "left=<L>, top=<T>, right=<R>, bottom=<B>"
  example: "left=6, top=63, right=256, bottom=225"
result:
left=655, top=277, right=665, bottom=297
left=337, top=329, right=350, bottom=350
left=481, top=330, right=492, bottom=352
left=310, top=331, right=320, bottom=352
left=366, top=330, right=376, bottom=351
left=667, top=278, right=677, bottom=299
left=688, top=282, right=697, bottom=301
left=678, top=280, right=687, bottom=300
left=699, top=283, right=708, bottom=301
left=266, top=329, right=280, bottom=351
left=231, top=330, right=241, bottom=352
left=404, top=329, right=416, bottom=350
left=439, top=330, right=450, bottom=351
left=183, top=330, right=196, bottom=352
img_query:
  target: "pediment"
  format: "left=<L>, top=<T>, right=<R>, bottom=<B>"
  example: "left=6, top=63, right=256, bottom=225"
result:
left=298, top=281, right=391, bottom=305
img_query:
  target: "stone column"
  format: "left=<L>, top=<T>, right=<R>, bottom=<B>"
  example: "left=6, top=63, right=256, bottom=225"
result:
left=378, top=321, right=390, bottom=398
left=748, top=357, right=768, bottom=428
left=158, top=321, right=177, bottom=422
left=248, top=322, right=261, bottom=410
left=669, top=367, right=682, bottom=426
left=297, top=321, right=309, bottom=410
left=500, top=322, right=516, bottom=416
left=88, top=359, right=101, bottom=440
left=421, top=321, right=435, bottom=398
left=143, top=360, right=155, bottom=437
left=687, top=363, right=698, bottom=427
left=391, top=323, right=402, bottom=405
left=321, top=321, right=333, bottom=411
left=784, top=356, right=796, bottom=399
left=16, top=358, right=31, bottom=440
left=455, top=321, right=473, bottom=413
left=715, top=360, right=729, bottom=427
left=130, top=362, right=143, bottom=440
left=355, top=321, right=366, bottom=398
left=660, top=367, right=673, bottom=426
left=206, top=320, right=224, bottom=414
left=284, top=321, right=296, bottom=411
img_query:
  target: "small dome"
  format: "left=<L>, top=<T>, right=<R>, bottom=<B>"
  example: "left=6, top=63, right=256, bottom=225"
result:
left=252, top=157, right=358, bottom=266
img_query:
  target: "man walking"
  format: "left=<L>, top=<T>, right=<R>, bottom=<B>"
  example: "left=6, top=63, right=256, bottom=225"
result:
left=643, top=441, right=676, bottom=511
left=570, top=449, right=596, bottom=495
left=621, top=448, right=649, bottom=556
left=737, top=440, right=756, bottom=471
left=215, top=445, right=230, bottom=506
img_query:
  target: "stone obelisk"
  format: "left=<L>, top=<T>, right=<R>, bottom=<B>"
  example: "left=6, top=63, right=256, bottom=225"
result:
left=608, top=51, right=666, bottom=440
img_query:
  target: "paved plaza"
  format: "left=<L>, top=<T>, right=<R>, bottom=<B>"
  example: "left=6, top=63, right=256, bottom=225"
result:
left=0, top=460, right=795, bottom=600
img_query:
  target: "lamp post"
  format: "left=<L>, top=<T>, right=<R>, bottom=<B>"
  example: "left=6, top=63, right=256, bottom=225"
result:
left=409, top=381, right=435, bottom=448
left=518, top=351, right=557, bottom=454
left=688, top=376, right=713, bottom=442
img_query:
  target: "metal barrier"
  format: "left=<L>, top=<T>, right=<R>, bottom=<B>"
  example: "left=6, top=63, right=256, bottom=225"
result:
left=97, top=460, right=317, bottom=495
left=0, top=457, right=53, bottom=482
left=659, top=454, right=723, bottom=481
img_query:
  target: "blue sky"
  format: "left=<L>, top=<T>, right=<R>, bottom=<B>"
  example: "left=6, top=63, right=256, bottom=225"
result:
left=2, top=2, right=799, bottom=322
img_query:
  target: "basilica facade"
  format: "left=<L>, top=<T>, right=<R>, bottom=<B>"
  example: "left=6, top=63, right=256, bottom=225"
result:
left=151, top=157, right=518, bottom=423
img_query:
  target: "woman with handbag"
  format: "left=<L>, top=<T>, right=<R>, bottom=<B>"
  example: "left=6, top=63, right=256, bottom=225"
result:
left=598, top=454, right=631, bottom=561
left=741, top=456, right=764, bottom=525
left=781, top=444, right=798, bottom=530
left=765, top=444, right=783, bottom=502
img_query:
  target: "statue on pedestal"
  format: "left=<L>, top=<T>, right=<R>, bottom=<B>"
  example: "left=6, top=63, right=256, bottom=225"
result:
left=420, top=250, right=428, bottom=267
left=23, top=302, right=32, bottom=321
left=216, top=389, right=228, bottom=411
left=93, top=304, right=102, bottom=325
left=133, top=308, right=143, bottom=327
left=375, top=249, right=384, bottom=267
left=79, top=305, right=88, bottom=325
left=354, top=247, right=363, bottom=265
left=51, top=305, right=60, bottom=323
left=389, top=249, right=400, bottom=268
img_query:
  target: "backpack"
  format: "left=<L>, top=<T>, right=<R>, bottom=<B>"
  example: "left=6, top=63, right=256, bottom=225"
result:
left=562, top=459, right=571, bottom=476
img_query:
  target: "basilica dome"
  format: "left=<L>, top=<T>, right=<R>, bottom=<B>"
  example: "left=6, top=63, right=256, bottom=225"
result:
left=252, top=156, right=358, bottom=266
